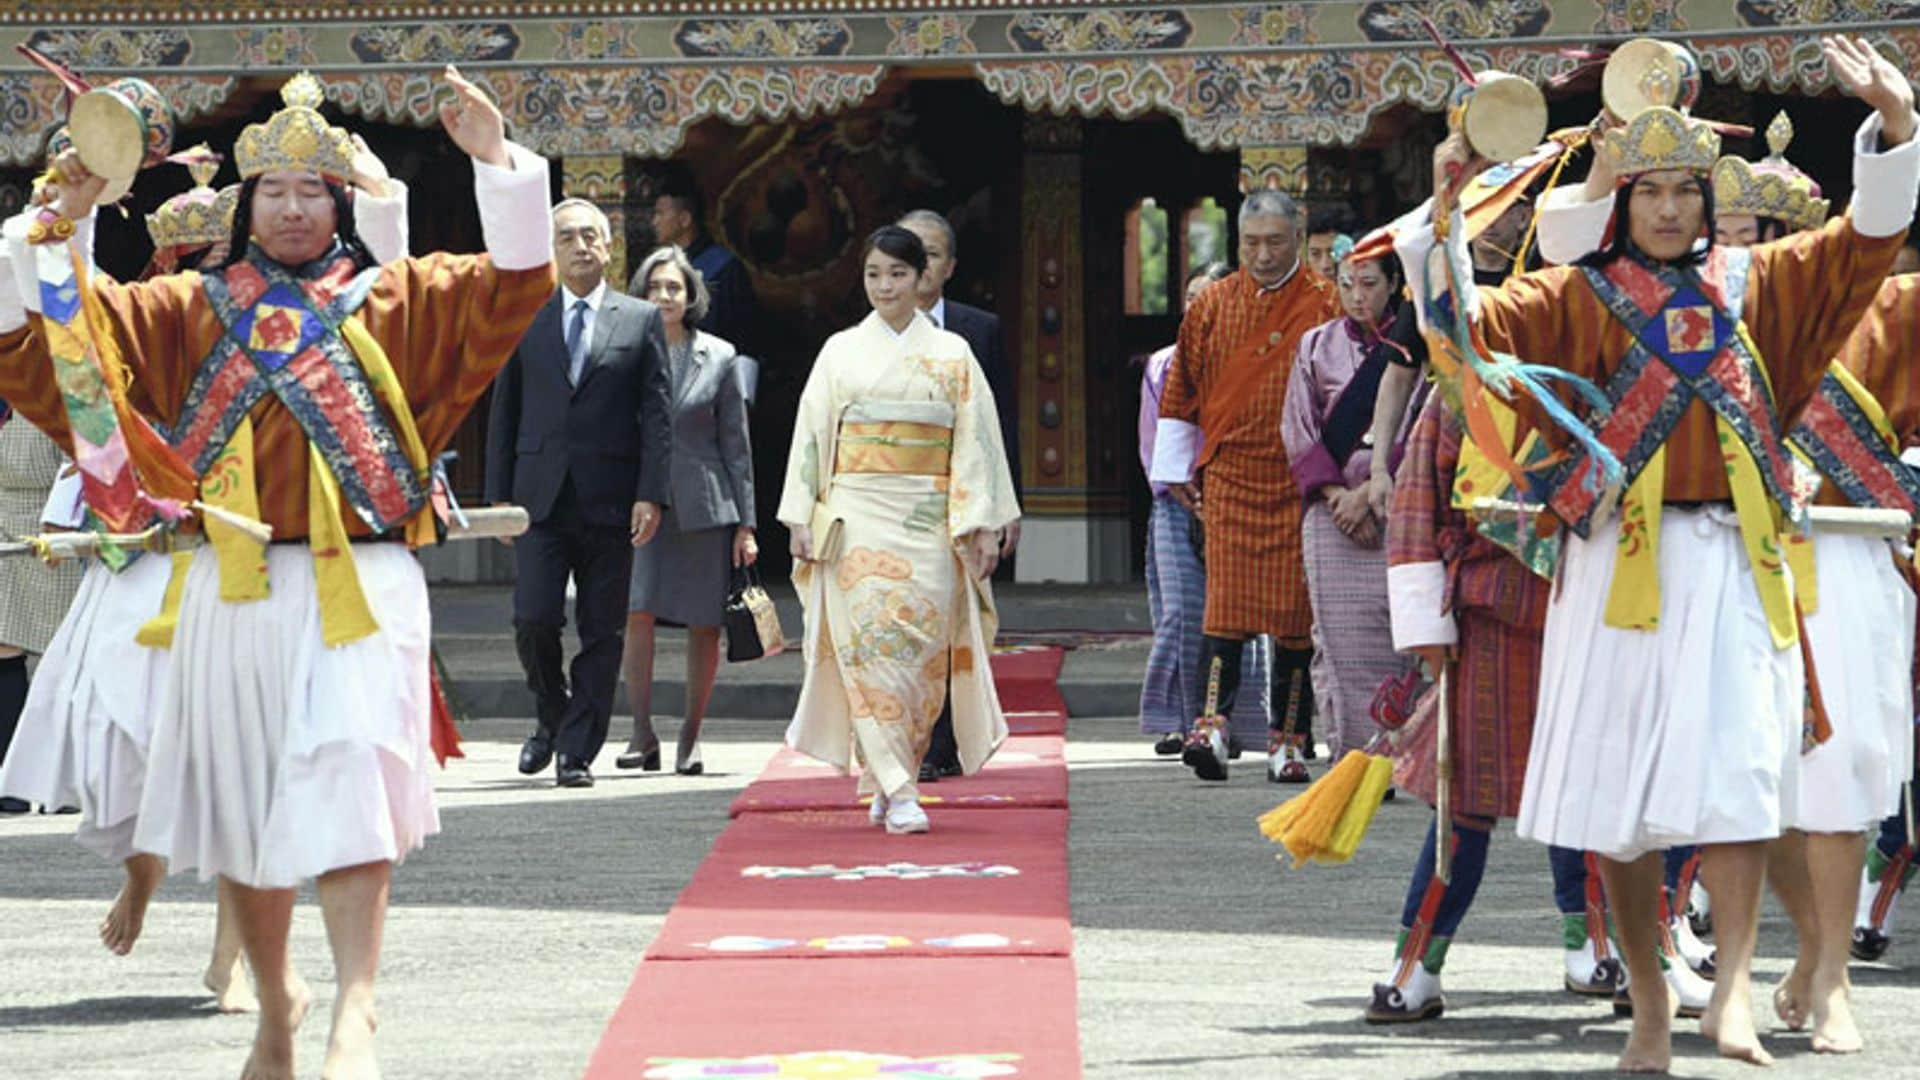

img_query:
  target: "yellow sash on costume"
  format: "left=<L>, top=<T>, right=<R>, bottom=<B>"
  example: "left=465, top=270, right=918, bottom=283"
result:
left=1449, top=344, right=1798, bottom=647
left=1601, top=423, right=1797, bottom=649
left=143, top=313, right=436, bottom=649
left=134, top=551, right=198, bottom=649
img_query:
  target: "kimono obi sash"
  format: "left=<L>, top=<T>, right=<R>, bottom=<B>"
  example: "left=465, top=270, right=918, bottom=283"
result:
left=1539, top=248, right=1805, bottom=538
left=1787, top=364, right=1920, bottom=517
left=178, top=250, right=429, bottom=532
left=835, top=400, right=955, bottom=477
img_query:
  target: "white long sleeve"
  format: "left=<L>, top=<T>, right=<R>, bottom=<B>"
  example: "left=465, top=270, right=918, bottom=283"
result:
left=472, top=142, right=553, bottom=271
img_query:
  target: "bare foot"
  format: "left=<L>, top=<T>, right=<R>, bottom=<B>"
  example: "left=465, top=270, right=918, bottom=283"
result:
left=1771, top=969, right=1809, bottom=1031
left=288, top=974, right=315, bottom=1030
left=321, top=997, right=381, bottom=1080
left=204, top=953, right=259, bottom=1014
left=1809, top=979, right=1863, bottom=1054
left=1618, top=979, right=1673, bottom=1073
left=1702, top=986, right=1774, bottom=1066
left=239, top=1012, right=296, bottom=1080
left=99, top=854, right=164, bottom=956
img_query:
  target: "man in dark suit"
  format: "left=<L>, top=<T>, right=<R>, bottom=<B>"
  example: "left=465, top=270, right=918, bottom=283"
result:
left=899, top=209, right=1023, bottom=781
left=652, top=184, right=759, bottom=386
left=486, top=198, right=673, bottom=788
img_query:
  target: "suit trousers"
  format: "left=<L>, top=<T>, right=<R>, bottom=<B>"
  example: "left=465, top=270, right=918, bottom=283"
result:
left=513, top=480, right=635, bottom=765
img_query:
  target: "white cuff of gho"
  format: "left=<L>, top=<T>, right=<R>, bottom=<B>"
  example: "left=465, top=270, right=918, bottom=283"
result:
left=353, top=178, right=410, bottom=264
left=474, top=141, right=555, bottom=271
left=1534, top=184, right=1613, bottom=266
left=1851, top=110, right=1920, bottom=239
left=1389, top=560, right=1458, bottom=651
left=2, top=206, right=101, bottom=326
left=40, top=464, right=85, bottom=529
left=1147, top=418, right=1199, bottom=486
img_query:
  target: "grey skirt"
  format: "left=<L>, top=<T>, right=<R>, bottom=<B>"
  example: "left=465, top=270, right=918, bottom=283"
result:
left=628, top=505, right=732, bottom=627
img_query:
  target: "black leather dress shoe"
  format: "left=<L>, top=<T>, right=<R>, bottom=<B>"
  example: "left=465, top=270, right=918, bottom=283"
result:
left=519, top=735, right=553, bottom=776
left=555, top=757, right=594, bottom=788
left=918, top=757, right=963, bottom=783
left=0, top=797, right=28, bottom=815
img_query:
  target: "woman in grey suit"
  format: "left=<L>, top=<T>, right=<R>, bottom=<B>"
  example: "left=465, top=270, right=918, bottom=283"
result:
left=618, top=246, right=758, bottom=775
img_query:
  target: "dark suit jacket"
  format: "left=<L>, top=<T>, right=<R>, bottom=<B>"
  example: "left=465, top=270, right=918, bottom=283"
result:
left=485, top=288, right=674, bottom=527
left=689, top=238, right=758, bottom=357
left=943, top=299, right=1021, bottom=493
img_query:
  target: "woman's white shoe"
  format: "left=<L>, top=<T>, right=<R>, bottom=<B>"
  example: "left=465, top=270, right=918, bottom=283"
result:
left=884, top=798, right=930, bottom=835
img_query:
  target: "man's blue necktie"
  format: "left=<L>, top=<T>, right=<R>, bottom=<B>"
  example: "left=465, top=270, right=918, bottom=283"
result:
left=565, top=298, right=590, bottom=386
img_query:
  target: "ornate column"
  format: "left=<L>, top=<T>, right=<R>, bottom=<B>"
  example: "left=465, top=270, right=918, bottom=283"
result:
left=562, top=153, right=629, bottom=287
left=1014, top=114, right=1130, bottom=584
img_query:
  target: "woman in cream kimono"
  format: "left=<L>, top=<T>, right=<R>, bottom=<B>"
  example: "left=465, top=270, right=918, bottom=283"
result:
left=780, top=226, right=1020, bottom=835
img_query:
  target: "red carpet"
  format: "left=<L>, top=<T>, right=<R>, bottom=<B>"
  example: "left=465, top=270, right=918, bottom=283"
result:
left=644, top=808, right=1070, bottom=960
left=586, top=956, right=1082, bottom=1078
left=728, top=735, right=1067, bottom=816
left=587, top=648, right=1081, bottom=1078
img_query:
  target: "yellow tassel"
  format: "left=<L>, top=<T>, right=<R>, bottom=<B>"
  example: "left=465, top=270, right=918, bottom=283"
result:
left=1318, top=755, right=1396, bottom=864
left=1258, top=750, right=1371, bottom=866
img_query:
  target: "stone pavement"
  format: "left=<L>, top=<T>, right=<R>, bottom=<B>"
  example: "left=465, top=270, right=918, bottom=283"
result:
left=4, top=716, right=1920, bottom=1078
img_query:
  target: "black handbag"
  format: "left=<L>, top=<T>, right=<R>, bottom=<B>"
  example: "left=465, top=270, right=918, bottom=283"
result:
left=724, top=564, right=787, bottom=663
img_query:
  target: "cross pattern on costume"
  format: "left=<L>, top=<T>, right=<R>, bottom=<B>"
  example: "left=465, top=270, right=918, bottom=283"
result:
left=740, top=861, right=1022, bottom=881
left=235, top=286, right=327, bottom=370
left=1648, top=285, right=1734, bottom=378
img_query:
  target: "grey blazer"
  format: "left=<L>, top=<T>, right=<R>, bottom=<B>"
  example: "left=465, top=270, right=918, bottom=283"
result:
left=667, top=329, right=756, bottom=532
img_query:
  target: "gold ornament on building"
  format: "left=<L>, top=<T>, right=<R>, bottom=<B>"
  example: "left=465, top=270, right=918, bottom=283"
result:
left=1599, top=106, right=1720, bottom=180
left=145, top=145, right=239, bottom=253
left=234, top=71, right=354, bottom=182
left=1710, top=112, right=1830, bottom=233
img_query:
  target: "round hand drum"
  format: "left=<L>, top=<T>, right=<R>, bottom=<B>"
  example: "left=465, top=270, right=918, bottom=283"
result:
left=1602, top=38, right=1701, bottom=122
left=68, top=77, right=173, bottom=186
left=1455, top=73, right=1548, bottom=164
left=46, top=125, right=132, bottom=206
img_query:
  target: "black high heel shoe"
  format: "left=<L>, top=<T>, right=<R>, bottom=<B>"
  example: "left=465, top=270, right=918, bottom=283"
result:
left=675, top=747, right=704, bottom=776
left=616, top=745, right=662, bottom=771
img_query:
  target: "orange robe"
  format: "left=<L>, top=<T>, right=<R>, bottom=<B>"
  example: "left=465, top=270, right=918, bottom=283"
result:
left=1160, top=267, right=1338, bottom=640
left=0, top=255, right=553, bottom=537
left=1477, top=214, right=1905, bottom=499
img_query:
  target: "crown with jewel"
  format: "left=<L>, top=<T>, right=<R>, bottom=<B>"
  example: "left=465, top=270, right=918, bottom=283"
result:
left=1599, top=105, right=1721, bottom=181
left=234, top=72, right=354, bottom=182
left=145, top=146, right=238, bottom=252
left=1711, top=112, right=1830, bottom=233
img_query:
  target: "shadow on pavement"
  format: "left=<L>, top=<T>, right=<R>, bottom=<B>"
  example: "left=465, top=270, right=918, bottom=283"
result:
left=0, top=994, right=212, bottom=1028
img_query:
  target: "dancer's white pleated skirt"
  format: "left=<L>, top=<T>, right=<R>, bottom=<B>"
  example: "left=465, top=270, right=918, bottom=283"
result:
left=1789, top=532, right=1915, bottom=833
left=1518, top=507, right=1802, bottom=860
left=134, top=543, right=439, bottom=888
left=0, top=555, right=172, bottom=862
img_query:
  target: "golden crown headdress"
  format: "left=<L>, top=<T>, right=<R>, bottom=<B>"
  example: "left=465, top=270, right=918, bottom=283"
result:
left=234, top=72, right=354, bottom=182
left=1711, top=112, right=1830, bottom=233
left=1599, top=105, right=1721, bottom=181
left=145, top=146, right=238, bottom=252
